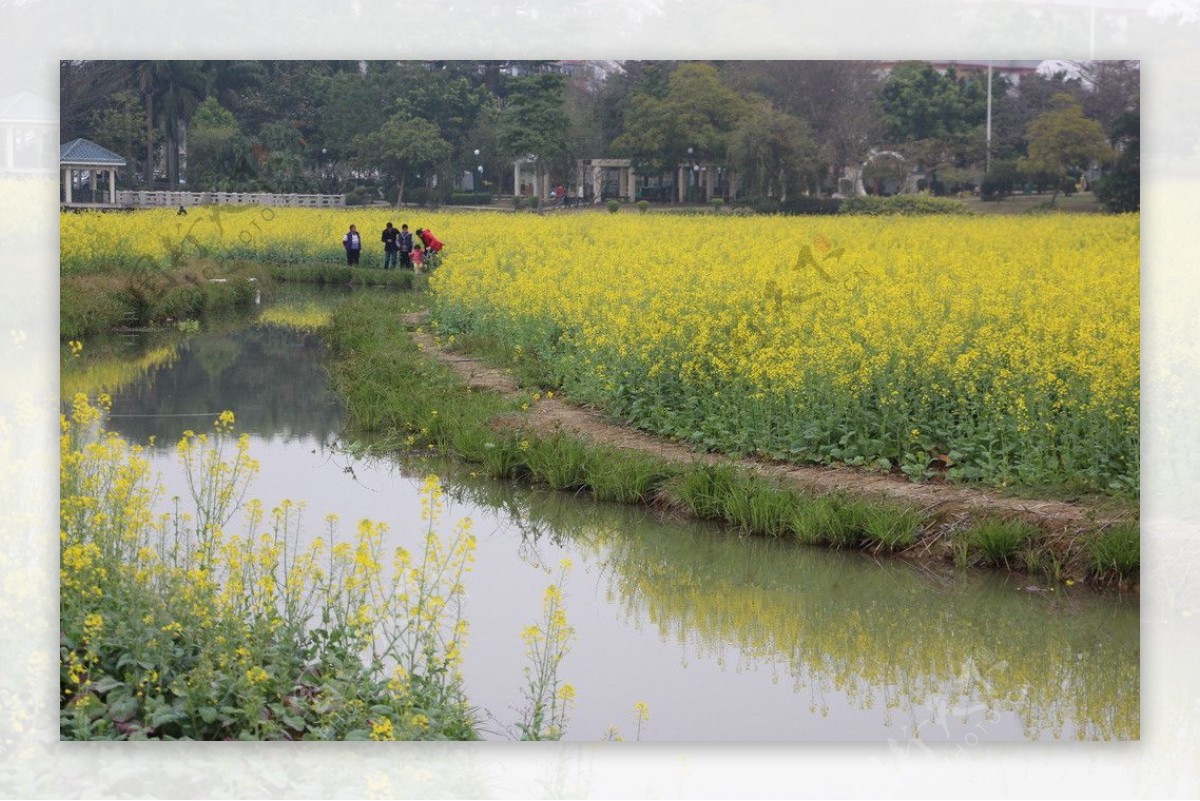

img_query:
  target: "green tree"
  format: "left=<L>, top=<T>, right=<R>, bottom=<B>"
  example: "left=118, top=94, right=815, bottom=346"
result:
left=613, top=62, right=748, bottom=195
left=187, top=97, right=254, bottom=190
left=397, top=63, right=491, bottom=177
left=316, top=66, right=406, bottom=167
left=61, top=61, right=138, bottom=144
left=354, top=106, right=451, bottom=207
left=498, top=72, right=570, bottom=213
left=881, top=62, right=982, bottom=142
left=135, top=60, right=210, bottom=186
left=90, top=90, right=147, bottom=188
left=720, top=60, right=882, bottom=195
left=465, top=98, right=505, bottom=194
left=988, top=69, right=1083, bottom=163
left=1018, top=93, right=1111, bottom=200
left=254, top=119, right=314, bottom=192
left=590, top=61, right=677, bottom=155
left=879, top=61, right=1000, bottom=178
left=727, top=102, right=817, bottom=201
left=1094, top=104, right=1139, bottom=213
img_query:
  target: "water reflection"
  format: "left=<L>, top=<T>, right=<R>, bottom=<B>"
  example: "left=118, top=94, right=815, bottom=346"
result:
left=63, top=288, right=1139, bottom=742
left=417, top=458, right=1139, bottom=741
left=64, top=300, right=345, bottom=447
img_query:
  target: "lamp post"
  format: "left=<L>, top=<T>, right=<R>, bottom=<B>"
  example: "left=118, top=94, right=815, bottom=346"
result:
left=320, top=148, right=332, bottom=194
left=686, top=147, right=694, bottom=203
left=985, top=62, right=993, bottom=175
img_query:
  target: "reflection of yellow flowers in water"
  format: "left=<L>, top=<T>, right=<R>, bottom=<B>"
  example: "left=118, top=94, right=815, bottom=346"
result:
left=61, top=344, right=179, bottom=401
left=257, top=303, right=332, bottom=332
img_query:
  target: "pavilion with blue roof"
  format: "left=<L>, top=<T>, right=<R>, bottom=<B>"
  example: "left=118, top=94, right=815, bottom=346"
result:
left=60, top=137, right=126, bottom=207
left=0, top=91, right=55, bottom=174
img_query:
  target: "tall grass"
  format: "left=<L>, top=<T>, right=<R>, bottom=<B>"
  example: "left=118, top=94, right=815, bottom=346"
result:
left=663, top=464, right=926, bottom=551
left=958, top=517, right=1039, bottom=569
left=61, top=264, right=268, bottom=339
left=1087, top=523, right=1140, bottom=582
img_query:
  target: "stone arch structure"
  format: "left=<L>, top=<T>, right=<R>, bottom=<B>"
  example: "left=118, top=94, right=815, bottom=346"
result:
left=843, top=149, right=907, bottom=196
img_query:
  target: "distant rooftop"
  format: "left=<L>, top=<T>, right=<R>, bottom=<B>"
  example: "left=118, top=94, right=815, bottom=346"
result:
left=60, top=138, right=126, bottom=166
left=0, top=91, right=57, bottom=123
left=877, top=60, right=1045, bottom=72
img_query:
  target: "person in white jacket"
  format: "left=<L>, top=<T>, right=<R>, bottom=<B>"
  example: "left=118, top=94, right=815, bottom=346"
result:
left=342, top=224, right=362, bottom=266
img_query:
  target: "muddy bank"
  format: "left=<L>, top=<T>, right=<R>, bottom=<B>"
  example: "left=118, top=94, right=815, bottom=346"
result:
left=399, top=310, right=1137, bottom=594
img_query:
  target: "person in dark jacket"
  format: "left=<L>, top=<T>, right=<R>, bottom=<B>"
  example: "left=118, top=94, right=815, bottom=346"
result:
left=343, top=224, right=361, bottom=266
left=381, top=222, right=399, bottom=269
left=397, top=223, right=415, bottom=270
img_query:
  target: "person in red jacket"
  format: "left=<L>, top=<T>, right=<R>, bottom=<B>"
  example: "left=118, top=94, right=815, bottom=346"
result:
left=415, top=228, right=443, bottom=253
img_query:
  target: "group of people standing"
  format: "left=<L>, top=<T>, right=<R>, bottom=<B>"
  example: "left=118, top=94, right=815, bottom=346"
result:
left=342, top=222, right=443, bottom=271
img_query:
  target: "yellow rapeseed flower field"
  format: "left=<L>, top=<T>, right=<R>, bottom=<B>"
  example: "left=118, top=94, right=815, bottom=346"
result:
left=429, top=212, right=1139, bottom=493
left=60, top=206, right=467, bottom=274
left=61, top=207, right=1138, bottom=492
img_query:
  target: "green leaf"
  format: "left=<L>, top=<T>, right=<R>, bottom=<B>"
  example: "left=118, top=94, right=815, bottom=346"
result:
left=282, top=715, right=306, bottom=732
left=91, top=676, right=124, bottom=695
left=107, top=694, right=141, bottom=723
left=149, top=706, right=184, bottom=729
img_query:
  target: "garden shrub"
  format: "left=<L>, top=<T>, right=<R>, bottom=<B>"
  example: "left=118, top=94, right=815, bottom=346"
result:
left=839, top=194, right=972, bottom=215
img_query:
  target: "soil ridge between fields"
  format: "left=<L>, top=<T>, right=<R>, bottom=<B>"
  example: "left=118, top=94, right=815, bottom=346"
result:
left=401, top=310, right=1134, bottom=583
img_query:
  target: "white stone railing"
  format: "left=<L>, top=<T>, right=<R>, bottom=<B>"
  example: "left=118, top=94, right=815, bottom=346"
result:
left=115, top=191, right=346, bottom=208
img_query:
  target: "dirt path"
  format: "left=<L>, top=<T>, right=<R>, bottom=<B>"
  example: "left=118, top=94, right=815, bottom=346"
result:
left=404, top=312, right=1132, bottom=544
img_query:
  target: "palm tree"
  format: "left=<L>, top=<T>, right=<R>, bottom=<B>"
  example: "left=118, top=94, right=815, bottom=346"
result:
left=136, top=61, right=210, bottom=186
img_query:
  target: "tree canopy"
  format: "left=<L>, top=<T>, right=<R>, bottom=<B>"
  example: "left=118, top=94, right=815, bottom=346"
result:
left=1019, top=93, right=1112, bottom=196
left=498, top=72, right=571, bottom=211
left=61, top=59, right=1137, bottom=209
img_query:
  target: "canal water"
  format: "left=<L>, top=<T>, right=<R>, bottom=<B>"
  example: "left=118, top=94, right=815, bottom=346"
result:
left=64, top=286, right=1139, bottom=742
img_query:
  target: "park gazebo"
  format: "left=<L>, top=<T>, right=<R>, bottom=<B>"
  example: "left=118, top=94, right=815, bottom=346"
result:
left=1, top=91, right=56, bottom=174
left=60, top=138, right=126, bottom=208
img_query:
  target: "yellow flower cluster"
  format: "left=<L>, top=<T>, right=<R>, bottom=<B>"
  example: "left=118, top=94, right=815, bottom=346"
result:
left=430, top=212, right=1139, bottom=490
left=516, top=559, right=576, bottom=740
left=60, top=206, right=467, bottom=275
left=60, top=395, right=481, bottom=739
left=369, top=716, right=395, bottom=741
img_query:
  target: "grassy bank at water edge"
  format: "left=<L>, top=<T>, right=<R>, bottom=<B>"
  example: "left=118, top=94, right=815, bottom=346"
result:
left=323, top=292, right=1138, bottom=590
